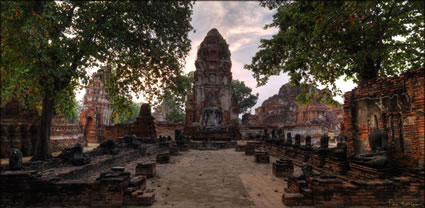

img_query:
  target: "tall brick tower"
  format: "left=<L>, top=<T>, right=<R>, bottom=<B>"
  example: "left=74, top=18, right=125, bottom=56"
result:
left=184, top=28, right=240, bottom=141
left=79, top=67, right=113, bottom=142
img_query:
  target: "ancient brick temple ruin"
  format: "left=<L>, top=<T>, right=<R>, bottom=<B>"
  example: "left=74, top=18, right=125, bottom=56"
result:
left=0, top=100, right=40, bottom=158
left=79, top=69, right=114, bottom=143
left=129, top=103, right=156, bottom=138
left=241, top=84, right=343, bottom=141
left=262, top=68, right=424, bottom=207
left=0, top=100, right=85, bottom=158
left=103, top=103, right=157, bottom=142
left=184, top=28, right=241, bottom=141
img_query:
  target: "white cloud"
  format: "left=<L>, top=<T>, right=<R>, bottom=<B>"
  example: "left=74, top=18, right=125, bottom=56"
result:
left=76, top=1, right=356, bottom=109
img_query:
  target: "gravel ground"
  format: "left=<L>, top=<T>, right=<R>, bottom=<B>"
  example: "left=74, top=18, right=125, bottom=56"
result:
left=135, top=149, right=297, bottom=208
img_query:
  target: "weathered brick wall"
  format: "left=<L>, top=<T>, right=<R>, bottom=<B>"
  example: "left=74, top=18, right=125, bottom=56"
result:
left=103, top=123, right=132, bottom=142
left=344, top=68, right=425, bottom=171
left=1, top=105, right=85, bottom=157
left=155, top=122, right=184, bottom=140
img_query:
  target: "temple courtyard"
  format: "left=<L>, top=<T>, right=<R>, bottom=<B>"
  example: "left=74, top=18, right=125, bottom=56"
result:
left=117, top=148, right=375, bottom=208
left=146, top=149, right=285, bottom=208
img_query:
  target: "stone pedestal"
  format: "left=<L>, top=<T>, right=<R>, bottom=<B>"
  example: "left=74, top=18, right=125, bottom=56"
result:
left=235, top=144, right=246, bottom=152
left=255, top=151, right=270, bottom=163
left=135, top=162, right=156, bottom=178
left=284, top=148, right=297, bottom=158
left=347, top=162, right=391, bottom=180
left=323, top=158, right=348, bottom=175
left=156, top=152, right=170, bottom=164
left=179, top=144, right=189, bottom=151
left=169, top=145, right=179, bottom=156
left=245, top=145, right=255, bottom=155
left=272, top=159, right=294, bottom=177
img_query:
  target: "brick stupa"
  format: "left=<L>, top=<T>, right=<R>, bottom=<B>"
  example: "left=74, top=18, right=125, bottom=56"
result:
left=184, top=28, right=241, bottom=141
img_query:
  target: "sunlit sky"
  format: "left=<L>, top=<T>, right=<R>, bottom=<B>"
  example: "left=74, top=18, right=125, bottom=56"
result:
left=76, top=1, right=356, bottom=113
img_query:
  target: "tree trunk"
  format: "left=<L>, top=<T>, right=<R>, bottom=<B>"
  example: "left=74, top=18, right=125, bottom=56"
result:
left=31, top=91, right=54, bottom=161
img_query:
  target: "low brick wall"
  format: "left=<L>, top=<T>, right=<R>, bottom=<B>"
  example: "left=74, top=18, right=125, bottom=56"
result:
left=0, top=144, right=160, bottom=207
left=263, top=143, right=425, bottom=207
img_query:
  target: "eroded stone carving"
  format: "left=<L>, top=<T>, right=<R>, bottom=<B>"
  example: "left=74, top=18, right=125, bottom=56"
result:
left=283, top=132, right=293, bottom=146
left=301, top=135, right=313, bottom=151
left=352, top=128, right=389, bottom=168
left=59, top=143, right=90, bottom=166
left=9, top=148, right=23, bottom=170
left=293, top=134, right=301, bottom=149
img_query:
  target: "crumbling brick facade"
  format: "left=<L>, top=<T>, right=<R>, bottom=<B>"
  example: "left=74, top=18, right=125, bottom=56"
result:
left=184, top=28, right=240, bottom=140
left=0, top=101, right=85, bottom=158
left=241, top=84, right=343, bottom=140
left=344, top=68, right=425, bottom=171
left=79, top=69, right=114, bottom=143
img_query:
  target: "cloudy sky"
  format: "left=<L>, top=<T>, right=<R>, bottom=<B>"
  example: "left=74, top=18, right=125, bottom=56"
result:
left=77, top=1, right=356, bottom=112
left=185, top=1, right=355, bottom=112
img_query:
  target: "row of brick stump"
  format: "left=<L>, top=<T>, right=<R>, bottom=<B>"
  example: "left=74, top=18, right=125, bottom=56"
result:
left=272, top=159, right=294, bottom=177
left=255, top=150, right=270, bottom=163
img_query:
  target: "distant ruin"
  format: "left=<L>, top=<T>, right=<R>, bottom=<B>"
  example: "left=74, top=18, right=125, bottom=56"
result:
left=79, top=68, right=114, bottom=143
left=241, top=84, right=343, bottom=141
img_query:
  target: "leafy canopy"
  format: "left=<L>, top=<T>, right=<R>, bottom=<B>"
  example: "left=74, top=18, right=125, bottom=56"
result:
left=231, top=80, right=259, bottom=114
left=246, top=0, right=424, bottom=103
left=1, top=1, right=194, bottom=120
left=155, top=72, right=193, bottom=123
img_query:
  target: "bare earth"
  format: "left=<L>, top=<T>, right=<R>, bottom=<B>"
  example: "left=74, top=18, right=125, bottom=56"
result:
left=142, top=149, right=292, bottom=208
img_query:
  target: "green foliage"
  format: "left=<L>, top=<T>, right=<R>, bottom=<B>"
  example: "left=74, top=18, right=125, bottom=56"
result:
left=157, top=72, right=193, bottom=122
left=1, top=0, right=194, bottom=119
left=231, top=80, right=259, bottom=114
left=247, top=0, right=424, bottom=103
left=165, top=108, right=186, bottom=123
left=117, top=102, right=140, bottom=124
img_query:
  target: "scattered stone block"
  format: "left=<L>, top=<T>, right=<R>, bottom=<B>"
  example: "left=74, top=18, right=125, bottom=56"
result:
left=135, top=162, right=156, bottom=178
left=245, top=145, right=255, bottom=155
left=169, top=146, right=179, bottom=156
left=235, top=144, right=246, bottom=152
left=156, top=152, right=170, bottom=164
left=255, top=151, right=269, bottom=163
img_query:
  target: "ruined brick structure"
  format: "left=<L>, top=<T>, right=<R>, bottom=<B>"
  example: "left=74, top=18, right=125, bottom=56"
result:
left=79, top=69, right=114, bottom=143
left=0, top=100, right=40, bottom=158
left=255, top=85, right=301, bottom=125
left=155, top=121, right=184, bottom=140
left=344, top=68, right=425, bottom=171
left=0, top=100, right=85, bottom=158
left=262, top=68, right=424, bottom=207
left=49, top=114, right=85, bottom=153
left=184, top=28, right=240, bottom=140
left=130, top=103, right=156, bottom=138
left=241, top=84, right=343, bottom=140
left=103, top=103, right=156, bottom=141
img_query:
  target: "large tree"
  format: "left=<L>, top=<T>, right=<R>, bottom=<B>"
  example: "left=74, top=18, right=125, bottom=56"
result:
left=156, top=72, right=193, bottom=122
left=232, top=80, right=259, bottom=114
left=1, top=1, right=194, bottom=160
left=245, top=1, right=424, bottom=104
